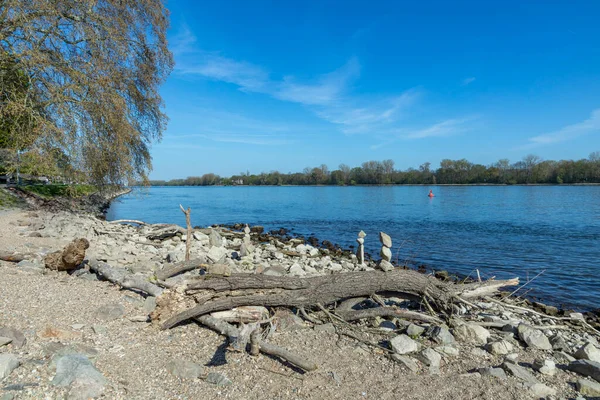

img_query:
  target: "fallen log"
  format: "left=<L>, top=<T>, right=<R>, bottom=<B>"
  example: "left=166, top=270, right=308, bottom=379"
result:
left=196, top=315, right=318, bottom=372
left=89, top=260, right=164, bottom=297
left=157, top=269, right=518, bottom=329
left=154, top=258, right=206, bottom=281
left=110, top=219, right=147, bottom=226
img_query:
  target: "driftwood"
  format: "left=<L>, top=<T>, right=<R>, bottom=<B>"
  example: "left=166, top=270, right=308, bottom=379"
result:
left=336, top=307, right=443, bottom=324
left=156, top=269, right=519, bottom=330
left=110, top=219, right=147, bottom=226
left=196, top=315, right=318, bottom=372
left=147, top=224, right=185, bottom=241
left=154, top=258, right=206, bottom=281
left=89, top=260, right=164, bottom=297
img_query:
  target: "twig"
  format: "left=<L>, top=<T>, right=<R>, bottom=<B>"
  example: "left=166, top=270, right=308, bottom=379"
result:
left=179, top=204, right=192, bottom=262
left=508, top=270, right=545, bottom=298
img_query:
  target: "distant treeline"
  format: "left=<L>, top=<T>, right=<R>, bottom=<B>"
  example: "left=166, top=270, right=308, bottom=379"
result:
left=148, top=153, right=600, bottom=186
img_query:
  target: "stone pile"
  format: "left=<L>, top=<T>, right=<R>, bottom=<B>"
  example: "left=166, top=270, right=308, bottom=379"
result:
left=378, top=231, right=394, bottom=271
left=356, top=230, right=366, bottom=265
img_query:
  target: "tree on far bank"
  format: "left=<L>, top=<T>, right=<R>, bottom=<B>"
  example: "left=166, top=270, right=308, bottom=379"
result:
left=0, top=0, right=173, bottom=186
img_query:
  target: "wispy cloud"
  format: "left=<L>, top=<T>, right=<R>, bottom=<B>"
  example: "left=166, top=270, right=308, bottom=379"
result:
left=170, top=25, right=473, bottom=144
left=462, top=77, right=476, bottom=86
left=518, top=109, right=600, bottom=149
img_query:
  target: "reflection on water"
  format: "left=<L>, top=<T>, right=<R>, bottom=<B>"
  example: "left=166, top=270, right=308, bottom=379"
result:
left=107, top=185, right=600, bottom=311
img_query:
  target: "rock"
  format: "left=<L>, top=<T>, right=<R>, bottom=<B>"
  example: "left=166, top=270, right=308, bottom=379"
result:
left=379, top=232, right=392, bottom=248
left=0, top=354, right=19, bottom=380
left=501, top=361, right=539, bottom=384
left=166, top=359, right=204, bottom=379
left=94, top=303, right=125, bottom=321
left=208, top=229, right=223, bottom=247
left=524, top=383, right=556, bottom=398
left=390, top=334, right=419, bottom=355
left=358, top=230, right=366, bottom=238
left=478, top=367, right=507, bottom=380
left=378, top=260, right=394, bottom=272
left=575, top=342, right=600, bottom=363
left=0, top=337, right=12, bottom=347
left=505, top=353, right=519, bottom=362
left=379, top=320, right=396, bottom=330
left=517, top=323, right=551, bottom=350
left=71, top=324, right=85, bottom=330
left=272, top=309, right=307, bottom=331
left=554, top=350, right=576, bottom=364
left=435, top=346, right=459, bottom=356
left=289, top=263, right=306, bottom=276
left=380, top=246, right=392, bottom=262
left=454, top=324, right=491, bottom=345
left=532, top=358, right=556, bottom=376
left=550, top=335, right=569, bottom=351
left=415, top=348, right=441, bottom=368
left=262, top=265, right=287, bottom=276
left=567, top=360, right=600, bottom=382
left=240, top=242, right=254, bottom=257
left=207, top=246, right=228, bottom=263
left=92, top=325, right=107, bottom=335
left=16, top=260, right=44, bottom=274
left=577, top=378, right=600, bottom=397
left=206, top=372, right=232, bottom=386
left=144, top=297, right=157, bottom=313
left=0, top=328, right=26, bottom=348
left=314, top=323, right=336, bottom=334
left=129, top=315, right=149, bottom=322
left=406, top=324, right=425, bottom=337
left=48, top=344, right=99, bottom=368
left=470, top=348, right=490, bottom=358
left=52, top=354, right=107, bottom=399
left=429, top=326, right=455, bottom=345
left=391, top=354, right=419, bottom=372
left=45, top=238, right=90, bottom=271
left=485, top=340, right=514, bottom=356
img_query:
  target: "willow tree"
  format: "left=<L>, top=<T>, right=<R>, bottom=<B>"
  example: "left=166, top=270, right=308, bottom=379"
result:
left=0, top=0, right=173, bottom=185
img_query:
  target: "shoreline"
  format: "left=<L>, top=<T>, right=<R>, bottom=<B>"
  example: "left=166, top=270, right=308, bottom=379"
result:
left=0, top=207, right=599, bottom=398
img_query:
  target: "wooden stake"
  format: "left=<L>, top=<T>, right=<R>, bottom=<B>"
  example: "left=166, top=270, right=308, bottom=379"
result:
left=179, top=204, right=192, bottom=262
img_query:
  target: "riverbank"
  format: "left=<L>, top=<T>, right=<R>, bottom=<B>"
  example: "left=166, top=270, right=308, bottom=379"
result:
left=1, top=206, right=600, bottom=399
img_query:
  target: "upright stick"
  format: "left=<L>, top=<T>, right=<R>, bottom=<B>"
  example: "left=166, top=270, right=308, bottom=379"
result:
left=179, top=204, right=192, bottom=262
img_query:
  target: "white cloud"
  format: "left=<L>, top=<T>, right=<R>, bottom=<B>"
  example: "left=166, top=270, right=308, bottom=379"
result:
left=518, top=109, right=600, bottom=149
left=462, top=77, right=476, bottom=86
left=405, top=118, right=472, bottom=139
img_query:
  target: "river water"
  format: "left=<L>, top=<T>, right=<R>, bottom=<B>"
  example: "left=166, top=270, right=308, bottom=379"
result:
left=106, top=185, right=600, bottom=311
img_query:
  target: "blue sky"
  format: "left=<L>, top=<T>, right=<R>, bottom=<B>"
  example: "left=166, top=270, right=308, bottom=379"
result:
left=150, top=0, right=600, bottom=179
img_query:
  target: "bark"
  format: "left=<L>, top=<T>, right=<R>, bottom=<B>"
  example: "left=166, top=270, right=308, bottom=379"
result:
left=154, top=258, right=206, bottom=281
left=179, top=205, right=192, bottom=262
left=158, top=269, right=518, bottom=330
left=336, top=307, right=443, bottom=324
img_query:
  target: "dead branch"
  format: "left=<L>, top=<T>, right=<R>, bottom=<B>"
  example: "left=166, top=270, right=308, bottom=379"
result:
left=110, top=219, right=147, bottom=226
left=154, top=258, right=206, bottom=281
left=89, top=260, right=163, bottom=297
left=179, top=204, right=192, bottom=262
left=196, top=315, right=318, bottom=372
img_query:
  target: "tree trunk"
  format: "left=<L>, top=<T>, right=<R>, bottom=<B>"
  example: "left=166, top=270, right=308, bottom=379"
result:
left=155, top=269, right=518, bottom=330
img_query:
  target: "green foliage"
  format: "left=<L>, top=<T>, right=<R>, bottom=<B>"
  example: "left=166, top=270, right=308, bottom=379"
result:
left=22, top=184, right=96, bottom=198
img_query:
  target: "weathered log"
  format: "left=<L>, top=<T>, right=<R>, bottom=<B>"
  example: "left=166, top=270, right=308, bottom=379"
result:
left=196, top=315, right=318, bottom=372
left=336, top=307, right=443, bottom=324
left=89, top=260, right=163, bottom=297
left=154, top=258, right=206, bottom=281
left=110, top=219, right=147, bottom=226
left=147, top=224, right=185, bottom=241
left=179, top=205, right=192, bottom=262
left=158, top=269, right=518, bottom=329
left=210, top=306, right=270, bottom=323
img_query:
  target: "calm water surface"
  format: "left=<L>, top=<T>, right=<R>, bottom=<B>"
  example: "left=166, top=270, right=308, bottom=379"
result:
left=107, top=186, right=600, bottom=311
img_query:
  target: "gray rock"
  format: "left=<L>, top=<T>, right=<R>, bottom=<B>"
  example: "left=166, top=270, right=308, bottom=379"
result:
left=524, top=383, right=556, bottom=398
left=485, top=340, right=514, bottom=356
left=94, top=303, right=125, bottom=321
left=378, top=259, right=394, bottom=272
left=358, top=230, right=366, bottom=238
left=144, top=297, right=157, bottom=313
left=390, top=334, right=419, bottom=355
left=391, top=354, right=419, bottom=373
left=0, top=337, right=12, bottom=347
left=429, top=326, right=455, bottom=345
left=166, top=359, right=204, bottom=379
left=49, top=344, right=99, bottom=368
left=478, top=367, right=507, bottom=380
left=406, top=324, right=425, bottom=337
left=209, top=229, right=223, bottom=247
left=379, top=320, right=396, bottom=330
left=454, top=324, right=491, bottom=345
left=501, top=361, right=539, bottom=384
left=379, top=232, right=392, bottom=248
left=380, top=246, right=392, bottom=262
left=288, top=263, right=306, bottom=276
left=51, top=355, right=106, bottom=399
left=575, top=342, right=600, bottom=363
left=550, top=335, right=569, bottom=351
left=207, top=246, right=228, bottom=264
left=470, top=348, right=490, bottom=358
left=415, top=348, right=441, bottom=367
left=263, top=265, right=287, bottom=276
left=314, top=323, right=336, bottom=334
left=0, top=328, right=25, bottom=348
left=532, top=358, right=556, bottom=376
left=567, top=360, right=600, bottom=382
left=16, top=260, right=44, bottom=274
left=517, top=323, right=551, bottom=350
left=577, top=378, right=600, bottom=397
left=555, top=350, right=576, bottom=364
left=435, top=345, right=459, bottom=356
left=206, top=372, right=232, bottom=386
left=0, top=354, right=19, bottom=380
left=92, top=325, right=107, bottom=335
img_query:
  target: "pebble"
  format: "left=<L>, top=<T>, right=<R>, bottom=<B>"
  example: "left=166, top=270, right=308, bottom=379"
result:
left=390, top=335, right=419, bottom=355
left=0, top=354, right=19, bottom=380
left=454, top=324, right=490, bottom=345
left=206, top=372, right=232, bottom=386
left=166, top=359, right=204, bottom=379
left=517, top=323, right=551, bottom=350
